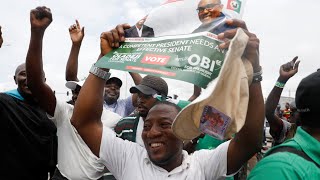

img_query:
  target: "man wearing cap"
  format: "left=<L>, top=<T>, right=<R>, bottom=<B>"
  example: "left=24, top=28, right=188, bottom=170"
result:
left=103, top=74, right=141, bottom=117
left=71, top=18, right=266, bottom=179
left=249, top=70, right=320, bottom=179
left=114, top=75, right=169, bottom=145
left=67, top=72, right=141, bottom=118
left=64, top=20, right=141, bottom=117
left=25, top=7, right=121, bottom=179
left=265, top=57, right=301, bottom=146
left=65, top=80, right=84, bottom=105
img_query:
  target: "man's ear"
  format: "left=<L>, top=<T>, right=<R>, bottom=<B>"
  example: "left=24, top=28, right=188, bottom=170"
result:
left=13, top=76, right=17, bottom=85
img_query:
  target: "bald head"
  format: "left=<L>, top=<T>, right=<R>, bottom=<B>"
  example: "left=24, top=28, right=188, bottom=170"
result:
left=198, top=0, right=221, bottom=6
left=15, top=63, right=26, bottom=76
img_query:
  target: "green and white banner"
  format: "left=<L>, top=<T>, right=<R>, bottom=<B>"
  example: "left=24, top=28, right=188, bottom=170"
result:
left=95, top=32, right=226, bottom=88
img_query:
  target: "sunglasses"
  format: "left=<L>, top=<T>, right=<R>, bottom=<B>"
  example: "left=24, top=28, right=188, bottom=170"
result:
left=196, top=3, right=220, bottom=13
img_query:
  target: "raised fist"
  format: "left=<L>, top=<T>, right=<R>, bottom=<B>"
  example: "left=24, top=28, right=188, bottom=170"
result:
left=30, top=6, right=52, bottom=31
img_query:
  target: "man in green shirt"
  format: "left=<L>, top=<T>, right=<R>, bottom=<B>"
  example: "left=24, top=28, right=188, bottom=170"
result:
left=249, top=70, right=320, bottom=179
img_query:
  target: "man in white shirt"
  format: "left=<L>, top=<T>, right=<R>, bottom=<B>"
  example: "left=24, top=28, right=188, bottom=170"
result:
left=101, top=101, right=231, bottom=179
left=71, top=16, right=265, bottom=180
left=26, top=7, right=121, bottom=179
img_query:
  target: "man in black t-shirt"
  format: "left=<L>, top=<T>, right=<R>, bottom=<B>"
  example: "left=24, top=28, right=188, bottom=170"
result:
left=0, top=63, right=57, bottom=179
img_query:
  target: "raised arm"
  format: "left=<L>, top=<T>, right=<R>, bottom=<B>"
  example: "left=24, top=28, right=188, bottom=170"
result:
left=188, top=85, right=201, bottom=102
left=71, top=24, right=130, bottom=156
left=218, top=19, right=264, bottom=174
left=26, top=6, right=56, bottom=116
left=265, top=57, right=300, bottom=138
left=65, top=20, right=84, bottom=81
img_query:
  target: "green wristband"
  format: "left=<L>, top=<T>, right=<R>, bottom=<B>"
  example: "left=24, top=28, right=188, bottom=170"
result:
left=275, top=81, right=286, bottom=88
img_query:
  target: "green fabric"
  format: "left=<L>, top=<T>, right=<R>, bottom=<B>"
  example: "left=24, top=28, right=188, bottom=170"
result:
left=175, top=100, right=190, bottom=109
left=195, top=135, right=233, bottom=180
left=195, top=135, right=224, bottom=150
left=248, top=127, right=320, bottom=180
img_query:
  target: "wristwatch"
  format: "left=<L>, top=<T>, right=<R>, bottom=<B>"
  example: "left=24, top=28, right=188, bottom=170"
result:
left=252, top=66, right=263, bottom=83
left=252, top=74, right=263, bottom=83
left=89, top=65, right=111, bottom=80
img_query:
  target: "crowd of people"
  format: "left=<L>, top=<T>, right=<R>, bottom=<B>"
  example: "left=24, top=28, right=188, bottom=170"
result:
left=0, top=0, right=319, bottom=180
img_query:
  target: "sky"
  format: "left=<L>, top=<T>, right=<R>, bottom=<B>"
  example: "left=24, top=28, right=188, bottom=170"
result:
left=0, top=0, right=319, bottom=102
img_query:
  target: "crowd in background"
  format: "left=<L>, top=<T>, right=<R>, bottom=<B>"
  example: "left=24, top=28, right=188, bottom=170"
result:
left=0, top=1, right=319, bottom=180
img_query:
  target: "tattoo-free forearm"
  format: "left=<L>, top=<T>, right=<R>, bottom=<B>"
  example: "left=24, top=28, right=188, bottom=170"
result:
left=265, top=77, right=285, bottom=131
left=228, top=82, right=264, bottom=174
left=65, top=44, right=81, bottom=81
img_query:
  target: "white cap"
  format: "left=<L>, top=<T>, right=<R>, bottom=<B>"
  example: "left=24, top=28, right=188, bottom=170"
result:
left=65, top=80, right=85, bottom=90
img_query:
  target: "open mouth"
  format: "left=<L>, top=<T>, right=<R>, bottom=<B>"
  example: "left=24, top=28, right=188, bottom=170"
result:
left=149, top=142, right=164, bottom=151
left=202, top=14, right=211, bottom=20
left=22, top=84, right=29, bottom=89
left=107, top=92, right=117, bottom=97
left=200, top=11, right=212, bottom=18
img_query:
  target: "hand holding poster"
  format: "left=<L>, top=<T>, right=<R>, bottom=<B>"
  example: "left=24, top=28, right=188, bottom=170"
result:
left=96, top=0, right=247, bottom=89
left=96, top=0, right=250, bottom=140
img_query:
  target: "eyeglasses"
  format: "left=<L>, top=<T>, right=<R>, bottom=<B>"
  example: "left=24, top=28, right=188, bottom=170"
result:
left=196, top=3, right=220, bottom=13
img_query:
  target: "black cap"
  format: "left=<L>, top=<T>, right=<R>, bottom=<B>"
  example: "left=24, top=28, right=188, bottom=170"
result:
left=106, top=77, right=122, bottom=87
left=295, top=70, right=320, bottom=126
left=130, top=75, right=168, bottom=97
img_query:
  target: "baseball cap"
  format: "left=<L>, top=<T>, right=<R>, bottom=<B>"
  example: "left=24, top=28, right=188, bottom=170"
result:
left=65, top=80, right=85, bottom=90
left=106, top=77, right=122, bottom=87
left=295, top=70, right=320, bottom=125
left=130, top=75, right=168, bottom=97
